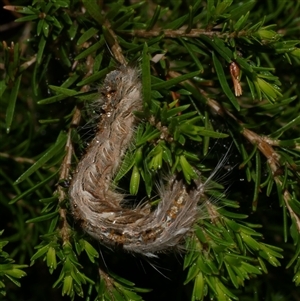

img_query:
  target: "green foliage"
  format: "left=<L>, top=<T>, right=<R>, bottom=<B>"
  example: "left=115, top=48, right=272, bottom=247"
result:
left=0, top=231, right=27, bottom=297
left=1, top=0, right=300, bottom=300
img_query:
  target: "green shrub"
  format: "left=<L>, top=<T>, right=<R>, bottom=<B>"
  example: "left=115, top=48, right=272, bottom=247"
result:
left=1, top=1, right=300, bottom=300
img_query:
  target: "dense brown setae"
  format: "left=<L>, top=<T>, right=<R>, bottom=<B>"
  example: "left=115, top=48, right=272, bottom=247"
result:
left=69, top=66, right=204, bottom=257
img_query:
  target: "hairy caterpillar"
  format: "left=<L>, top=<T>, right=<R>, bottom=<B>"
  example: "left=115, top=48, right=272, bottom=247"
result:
left=69, top=66, right=209, bottom=257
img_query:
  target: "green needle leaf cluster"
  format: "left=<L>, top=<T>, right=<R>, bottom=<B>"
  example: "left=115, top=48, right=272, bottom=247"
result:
left=1, top=1, right=300, bottom=300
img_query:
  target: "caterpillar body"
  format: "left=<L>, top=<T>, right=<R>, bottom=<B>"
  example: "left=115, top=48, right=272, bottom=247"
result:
left=69, top=66, right=206, bottom=257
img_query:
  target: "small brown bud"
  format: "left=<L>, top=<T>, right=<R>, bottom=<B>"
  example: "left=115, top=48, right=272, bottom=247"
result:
left=230, top=62, right=242, bottom=97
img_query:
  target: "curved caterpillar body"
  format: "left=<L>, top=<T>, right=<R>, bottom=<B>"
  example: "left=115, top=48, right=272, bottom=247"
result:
left=69, top=66, right=204, bottom=257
